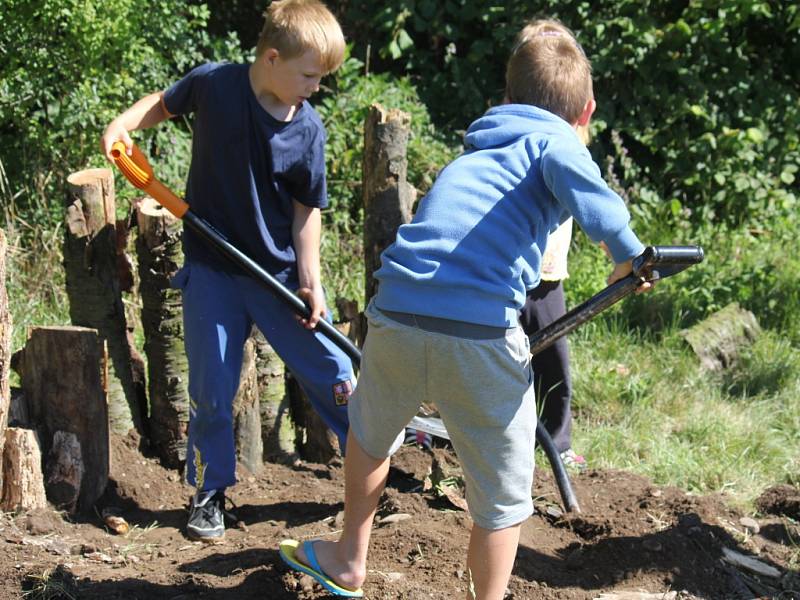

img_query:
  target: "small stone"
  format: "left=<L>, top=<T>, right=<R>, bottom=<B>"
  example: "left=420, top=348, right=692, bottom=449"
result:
left=545, top=505, right=563, bottom=519
left=739, top=517, right=760, bottom=534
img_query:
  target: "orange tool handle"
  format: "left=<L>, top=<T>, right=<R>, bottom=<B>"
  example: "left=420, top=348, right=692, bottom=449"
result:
left=110, top=141, right=189, bottom=219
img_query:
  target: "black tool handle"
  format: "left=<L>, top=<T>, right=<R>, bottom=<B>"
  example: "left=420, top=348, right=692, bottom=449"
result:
left=184, top=211, right=363, bottom=366
left=529, top=245, right=704, bottom=358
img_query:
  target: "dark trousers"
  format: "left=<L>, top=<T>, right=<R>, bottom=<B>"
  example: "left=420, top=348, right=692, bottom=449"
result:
left=519, top=280, right=573, bottom=453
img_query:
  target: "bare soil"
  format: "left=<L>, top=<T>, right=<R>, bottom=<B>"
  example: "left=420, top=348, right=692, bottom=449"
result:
left=2, top=432, right=799, bottom=600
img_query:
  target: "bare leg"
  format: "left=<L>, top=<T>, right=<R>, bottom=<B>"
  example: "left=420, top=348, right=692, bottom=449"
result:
left=296, top=430, right=390, bottom=591
left=465, top=522, right=521, bottom=600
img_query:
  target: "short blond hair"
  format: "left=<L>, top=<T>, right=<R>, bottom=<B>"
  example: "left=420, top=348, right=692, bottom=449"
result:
left=505, top=18, right=593, bottom=124
left=256, top=0, right=345, bottom=74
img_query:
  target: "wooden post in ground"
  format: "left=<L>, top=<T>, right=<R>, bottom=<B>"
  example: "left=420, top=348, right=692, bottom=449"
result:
left=252, top=328, right=295, bottom=462
left=362, top=103, right=416, bottom=305
left=1, top=427, right=47, bottom=511
left=0, top=229, right=10, bottom=496
left=64, top=169, right=145, bottom=435
left=287, top=374, right=338, bottom=463
left=136, top=197, right=190, bottom=468
left=20, top=326, right=109, bottom=513
left=233, top=333, right=262, bottom=473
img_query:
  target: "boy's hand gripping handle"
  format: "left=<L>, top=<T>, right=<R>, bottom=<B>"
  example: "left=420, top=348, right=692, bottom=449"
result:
left=110, top=141, right=189, bottom=219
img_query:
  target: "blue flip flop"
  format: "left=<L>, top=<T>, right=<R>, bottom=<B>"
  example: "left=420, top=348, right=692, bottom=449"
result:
left=278, top=539, right=364, bottom=597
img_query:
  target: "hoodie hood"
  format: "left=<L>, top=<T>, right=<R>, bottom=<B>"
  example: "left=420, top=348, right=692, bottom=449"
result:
left=465, top=104, right=578, bottom=151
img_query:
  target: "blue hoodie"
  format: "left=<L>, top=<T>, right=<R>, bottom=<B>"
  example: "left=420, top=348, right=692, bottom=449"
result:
left=374, top=104, right=644, bottom=328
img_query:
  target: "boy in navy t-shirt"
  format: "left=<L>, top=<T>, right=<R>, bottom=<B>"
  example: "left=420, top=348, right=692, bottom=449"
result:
left=101, top=0, right=353, bottom=542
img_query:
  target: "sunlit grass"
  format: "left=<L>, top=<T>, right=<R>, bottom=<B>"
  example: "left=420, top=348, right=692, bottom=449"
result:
left=566, top=318, right=800, bottom=508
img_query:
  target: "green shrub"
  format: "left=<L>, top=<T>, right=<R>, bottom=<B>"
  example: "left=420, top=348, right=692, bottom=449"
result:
left=0, top=0, right=244, bottom=231
left=317, top=51, right=458, bottom=229
left=337, top=1, right=800, bottom=229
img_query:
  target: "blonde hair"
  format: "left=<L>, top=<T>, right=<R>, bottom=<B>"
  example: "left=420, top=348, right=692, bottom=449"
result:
left=505, top=18, right=593, bottom=124
left=256, top=0, right=345, bottom=74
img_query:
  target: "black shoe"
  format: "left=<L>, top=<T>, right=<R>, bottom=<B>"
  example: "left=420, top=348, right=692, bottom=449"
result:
left=187, top=489, right=231, bottom=542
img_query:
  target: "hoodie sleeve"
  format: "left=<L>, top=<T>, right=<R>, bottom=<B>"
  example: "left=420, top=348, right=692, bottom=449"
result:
left=540, top=139, right=644, bottom=263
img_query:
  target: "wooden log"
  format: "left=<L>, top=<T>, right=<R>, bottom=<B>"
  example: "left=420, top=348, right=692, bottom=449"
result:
left=233, top=334, right=262, bottom=473
left=44, top=431, right=84, bottom=513
left=335, top=297, right=365, bottom=348
left=135, top=197, right=190, bottom=467
left=1, top=427, right=47, bottom=511
left=287, top=373, right=337, bottom=463
left=0, top=228, right=10, bottom=496
left=362, top=104, right=416, bottom=305
left=20, top=326, right=109, bottom=513
left=252, top=328, right=295, bottom=462
left=680, top=302, right=761, bottom=371
left=64, top=168, right=145, bottom=435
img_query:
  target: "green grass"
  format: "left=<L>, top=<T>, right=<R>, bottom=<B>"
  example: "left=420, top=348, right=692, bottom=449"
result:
left=564, top=314, right=800, bottom=508
left=5, top=225, right=70, bottom=357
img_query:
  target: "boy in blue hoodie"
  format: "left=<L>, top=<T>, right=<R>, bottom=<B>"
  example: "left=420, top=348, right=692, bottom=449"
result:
left=279, top=18, right=650, bottom=599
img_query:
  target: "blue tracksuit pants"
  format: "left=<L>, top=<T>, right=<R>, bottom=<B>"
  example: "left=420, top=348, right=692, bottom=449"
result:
left=172, top=261, right=354, bottom=492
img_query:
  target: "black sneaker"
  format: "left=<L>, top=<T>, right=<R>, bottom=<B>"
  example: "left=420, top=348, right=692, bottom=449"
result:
left=187, top=489, right=232, bottom=542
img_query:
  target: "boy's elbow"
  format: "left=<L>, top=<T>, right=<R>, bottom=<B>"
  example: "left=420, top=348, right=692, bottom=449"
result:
left=158, top=93, right=174, bottom=120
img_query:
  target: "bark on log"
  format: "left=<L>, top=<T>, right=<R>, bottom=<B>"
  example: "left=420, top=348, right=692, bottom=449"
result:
left=20, top=326, right=109, bottom=513
left=45, top=431, right=84, bottom=513
left=252, top=328, right=295, bottom=462
left=335, top=297, right=365, bottom=348
left=233, top=334, right=262, bottom=473
left=363, top=104, right=416, bottom=305
left=64, top=169, right=145, bottom=435
left=680, top=303, right=761, bottom=371
left=1, top=427, right=47, bottom=511
left=0, top=228, right=11, bottom=496
left=136, top=197, right=189, bottom=467
left=287, top=373, right=337, bottom=463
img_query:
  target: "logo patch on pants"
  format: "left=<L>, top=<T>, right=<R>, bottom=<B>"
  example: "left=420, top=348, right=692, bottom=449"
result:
left=332, top=380, right=353, bottom=406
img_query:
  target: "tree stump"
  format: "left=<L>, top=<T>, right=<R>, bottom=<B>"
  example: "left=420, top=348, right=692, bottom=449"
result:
left=65, top=168, right=145, bottom=435
left=136, top=197, right=190, bottom=467
left=363, top=104, right=416, bottom=305
left=233, top=334, right=262, bottom=473
left=0, top=228, right=11, bottom=496
left=252, top=328, right=295, bottom=462
left=1, top=427, right=47, bottom=511
left=287, top=374, right=338, bottom=463
left=680, top=303, right=761, bottom=371
left=20, top=326, right=109, bottom=513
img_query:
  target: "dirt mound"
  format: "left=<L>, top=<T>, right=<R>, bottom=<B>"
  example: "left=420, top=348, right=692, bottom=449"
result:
left=2, top=433, right=798, bottom=599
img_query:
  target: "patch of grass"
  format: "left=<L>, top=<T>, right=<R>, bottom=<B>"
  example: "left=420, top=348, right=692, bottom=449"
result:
left=321, top=223, right=365, bottom=320
left=5, top=224, right=70, bottom=371
left=22, top=565, right=77, bottom=600
left=563, top=315, right=800, bottom=508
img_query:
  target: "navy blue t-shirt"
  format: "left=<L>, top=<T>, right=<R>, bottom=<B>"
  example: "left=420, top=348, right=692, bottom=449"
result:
left=163, top=62, right=328, bottom=283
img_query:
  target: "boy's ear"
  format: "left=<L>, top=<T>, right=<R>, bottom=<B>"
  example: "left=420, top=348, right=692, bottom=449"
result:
left=576, top=98, right=596, bottom=127
left=263, top=47, right=280, bottom=65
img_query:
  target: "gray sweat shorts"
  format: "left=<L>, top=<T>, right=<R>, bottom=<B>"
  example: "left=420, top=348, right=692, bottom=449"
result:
left=348, top=300, right=537, bottom=530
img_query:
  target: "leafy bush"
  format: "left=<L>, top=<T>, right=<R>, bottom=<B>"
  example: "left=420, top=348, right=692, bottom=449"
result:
left=0, top=0, right=244, bottom=230
left=337, top=1, right=800, bottom=229
left=317, top=51, right=458, bottom=229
